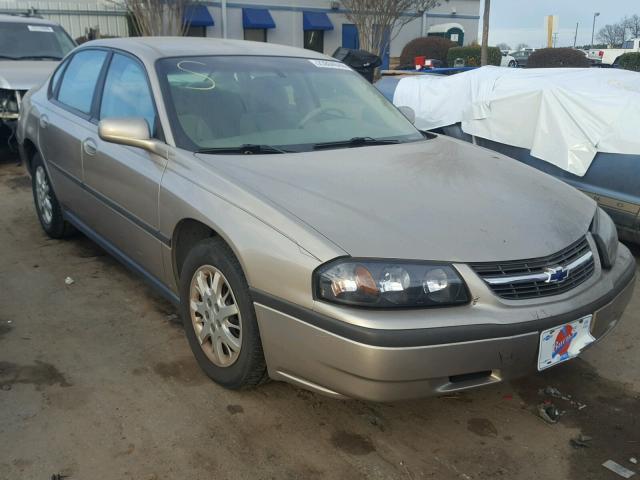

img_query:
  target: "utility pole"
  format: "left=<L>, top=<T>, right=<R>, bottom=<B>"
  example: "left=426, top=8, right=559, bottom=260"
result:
left=591, top=12, right=600, bottom=47
left=573, top=22, right=578, bottom=47
left=480, top=0, right=491, bottom=66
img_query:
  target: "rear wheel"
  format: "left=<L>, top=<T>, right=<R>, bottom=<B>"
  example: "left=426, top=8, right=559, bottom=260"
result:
left=179, top=237, right=268, bottom=389
left=31, top=153, right=74, bottom=238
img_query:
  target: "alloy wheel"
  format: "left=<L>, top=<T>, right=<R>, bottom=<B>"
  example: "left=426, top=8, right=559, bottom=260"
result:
left=189, top=265, right=242, bottom=367
left=35, top=166, right=53, bottom=226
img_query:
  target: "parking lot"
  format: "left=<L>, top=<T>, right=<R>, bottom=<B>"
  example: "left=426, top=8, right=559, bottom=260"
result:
left=0, top=155, right=638, bottom=480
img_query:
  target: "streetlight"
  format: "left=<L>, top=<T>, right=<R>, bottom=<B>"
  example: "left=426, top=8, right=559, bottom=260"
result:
left=591, top=12, right=600, bottom=47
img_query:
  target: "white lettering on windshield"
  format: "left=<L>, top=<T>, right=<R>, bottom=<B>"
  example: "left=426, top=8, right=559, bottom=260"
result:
left=176, top=61, right=216, bottom=90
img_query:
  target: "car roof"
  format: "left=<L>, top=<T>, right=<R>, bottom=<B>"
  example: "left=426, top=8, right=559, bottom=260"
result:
left=84, top=37, right=334, bottom=62
left=0, top=14, right=60, bottom=26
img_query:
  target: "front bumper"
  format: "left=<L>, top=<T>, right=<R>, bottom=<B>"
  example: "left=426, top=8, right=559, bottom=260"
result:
left=253, top=242, right=636, bottom=402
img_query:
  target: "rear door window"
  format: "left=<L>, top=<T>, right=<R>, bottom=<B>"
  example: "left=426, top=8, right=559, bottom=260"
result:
left=57, top=49, right=108, bottom=115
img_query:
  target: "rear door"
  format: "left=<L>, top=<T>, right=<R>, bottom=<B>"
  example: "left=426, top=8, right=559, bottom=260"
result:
left=38, top=49, right=108, bottom=210
left=81, top=51, right=168, bottom=280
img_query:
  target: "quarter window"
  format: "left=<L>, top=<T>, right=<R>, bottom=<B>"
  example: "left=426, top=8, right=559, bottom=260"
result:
left=99, top=53, right=156, bottom=135
left=49, top=58, right=68, bottom=97
left=57, top=49, right=108, bottom=114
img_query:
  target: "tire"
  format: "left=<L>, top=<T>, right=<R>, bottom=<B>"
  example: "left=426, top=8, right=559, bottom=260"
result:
left=179, top=237, right=268, bottom=389
left=31, top=153, right=75, bottom=238
left=508, top=60, right=516, bottom=68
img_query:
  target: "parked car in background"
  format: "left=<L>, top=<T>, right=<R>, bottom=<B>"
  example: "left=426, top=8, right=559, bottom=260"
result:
left=17, top=38, right=636, bottom=402
left=593, top=38, right=640, bottom=66
left=511, top=49, right=533, bottom=67
left=0, top=14, right=74, bottom=146
left=377, top=68, right=640, bottom=246
left=500, top=51, right=517, bottom=67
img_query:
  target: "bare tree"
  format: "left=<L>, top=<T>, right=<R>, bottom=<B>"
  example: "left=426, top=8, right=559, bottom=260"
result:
left=480, top=0, right=490, bottom=65
left=341, top=0, right=443, bottom=59
left=597, top=23, right=625, bottom=47
left=515, top=42, right=529, bottom=51
left=623, top=14, right=640, bottom=39
left=113, top=0, right=191, bottom=36
left=496, top=42, right=511, bottom=51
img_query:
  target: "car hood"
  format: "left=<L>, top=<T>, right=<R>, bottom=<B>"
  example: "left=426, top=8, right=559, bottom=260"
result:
left=0, top=61, right=57, bottom=90
left=198, top=136, right=596, bottom=262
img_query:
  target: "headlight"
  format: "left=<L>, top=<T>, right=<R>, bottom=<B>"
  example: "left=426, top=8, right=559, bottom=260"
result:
left=314, top=259, right=469, bottom=308
left=591, top=207, right=618, bottom=269
left=0, top=89, right=20, bottom=116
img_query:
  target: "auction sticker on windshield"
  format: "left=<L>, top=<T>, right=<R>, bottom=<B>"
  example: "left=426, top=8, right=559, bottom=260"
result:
left=308, top=59, right=351, bottom=70
left=538, top=316, right=594, bottom=371
left=28, top=25, right=54, bottom=32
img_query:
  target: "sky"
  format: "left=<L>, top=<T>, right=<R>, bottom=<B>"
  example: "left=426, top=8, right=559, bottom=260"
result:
left=477, top=0, right=639, bottom=49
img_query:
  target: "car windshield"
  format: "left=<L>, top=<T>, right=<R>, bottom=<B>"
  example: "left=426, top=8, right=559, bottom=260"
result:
left=0, top=22, right=75, bottom=60
left=156, top=56, right=424, bottom=152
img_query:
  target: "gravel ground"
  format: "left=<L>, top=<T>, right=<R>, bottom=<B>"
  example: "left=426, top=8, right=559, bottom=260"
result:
left=0, top=157, right=639, bottom=480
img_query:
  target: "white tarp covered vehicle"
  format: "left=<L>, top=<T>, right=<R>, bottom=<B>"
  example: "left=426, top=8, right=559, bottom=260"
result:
left=392, top=66, right=640, bottom=177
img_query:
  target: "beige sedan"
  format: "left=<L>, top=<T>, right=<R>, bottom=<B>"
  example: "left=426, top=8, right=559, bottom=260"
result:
left=17, top=38, right=636, bottom=401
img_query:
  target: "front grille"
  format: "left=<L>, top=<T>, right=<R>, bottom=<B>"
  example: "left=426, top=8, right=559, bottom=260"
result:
left=470, top=237, right=595, bottom=300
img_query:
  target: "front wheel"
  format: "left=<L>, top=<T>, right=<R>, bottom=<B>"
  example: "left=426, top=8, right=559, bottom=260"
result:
left=508, top=60, right=516, bottom=68
left=179, top=237, right=268, bottom=389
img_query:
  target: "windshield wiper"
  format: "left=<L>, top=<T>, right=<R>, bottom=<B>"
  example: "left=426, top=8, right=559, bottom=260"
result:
left=195, top=144, right=289, bottom=155
left=312, top=137, right=400, bottom=150
left=14, top=55, right=62, bottom=61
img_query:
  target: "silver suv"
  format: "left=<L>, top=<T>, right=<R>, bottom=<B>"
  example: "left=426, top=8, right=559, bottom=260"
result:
left=0, top=14, right=74, bottom=143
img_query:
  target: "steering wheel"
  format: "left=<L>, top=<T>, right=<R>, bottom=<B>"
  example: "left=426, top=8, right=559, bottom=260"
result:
left=298, top=107, right=347, bottom=128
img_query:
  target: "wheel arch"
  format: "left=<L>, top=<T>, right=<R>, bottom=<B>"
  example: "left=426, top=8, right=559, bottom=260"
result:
left=171, top=218, right=246, bottom=287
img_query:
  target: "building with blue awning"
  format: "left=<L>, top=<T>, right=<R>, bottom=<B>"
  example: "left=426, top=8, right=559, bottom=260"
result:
left=175, top=0, right=480, bottom=64
left=2, top=1, right=479, bottom=63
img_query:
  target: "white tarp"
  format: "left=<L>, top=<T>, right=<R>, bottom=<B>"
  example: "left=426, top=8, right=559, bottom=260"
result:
left=392, top=66, right=640, bottom=176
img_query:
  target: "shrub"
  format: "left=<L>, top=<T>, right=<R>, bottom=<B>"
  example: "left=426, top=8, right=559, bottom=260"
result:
left=446, top=46, right=502, bottom=67
left=399, top=36, right=457, bottom=67
left=618, top=52, right=640, bottom=72
left=527, top=48, right=590, bottom=68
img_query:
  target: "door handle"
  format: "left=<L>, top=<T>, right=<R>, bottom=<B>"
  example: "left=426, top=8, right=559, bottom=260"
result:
left=83, top=138, right=97, bottom=156
left=39, top=115, right=49, bottom=129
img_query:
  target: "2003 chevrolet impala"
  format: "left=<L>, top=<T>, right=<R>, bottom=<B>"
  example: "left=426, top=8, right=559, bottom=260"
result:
left=17, top=38, right=636, bottom=401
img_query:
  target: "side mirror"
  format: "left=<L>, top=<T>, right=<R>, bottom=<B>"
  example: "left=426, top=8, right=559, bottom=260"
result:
left=398, top=106, right=416, bottom=124
left=98, top=117, right=167, bottom=157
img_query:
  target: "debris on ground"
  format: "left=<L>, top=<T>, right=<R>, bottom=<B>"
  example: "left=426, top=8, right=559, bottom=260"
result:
left=64, top=277, right=75, bottom=285
left=570, top=434, right=593, bottom=448
left=602, top=460, right=636, bottom=478
left=50, top=474, right=68, bottom=480
left=539, top=385, right=587, bottom=411
left=540, top=386, right=562, bottom=398
left=631, top=458, right=638, bottom=465
left=537, top=402, right=562, bottom=424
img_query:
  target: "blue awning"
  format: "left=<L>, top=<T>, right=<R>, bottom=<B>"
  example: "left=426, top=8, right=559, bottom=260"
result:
left=243, top=8, right=276, bottom=29
left=303, top=11, right=334, bottom=31
left=183, top=5, right=214, bottom=27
